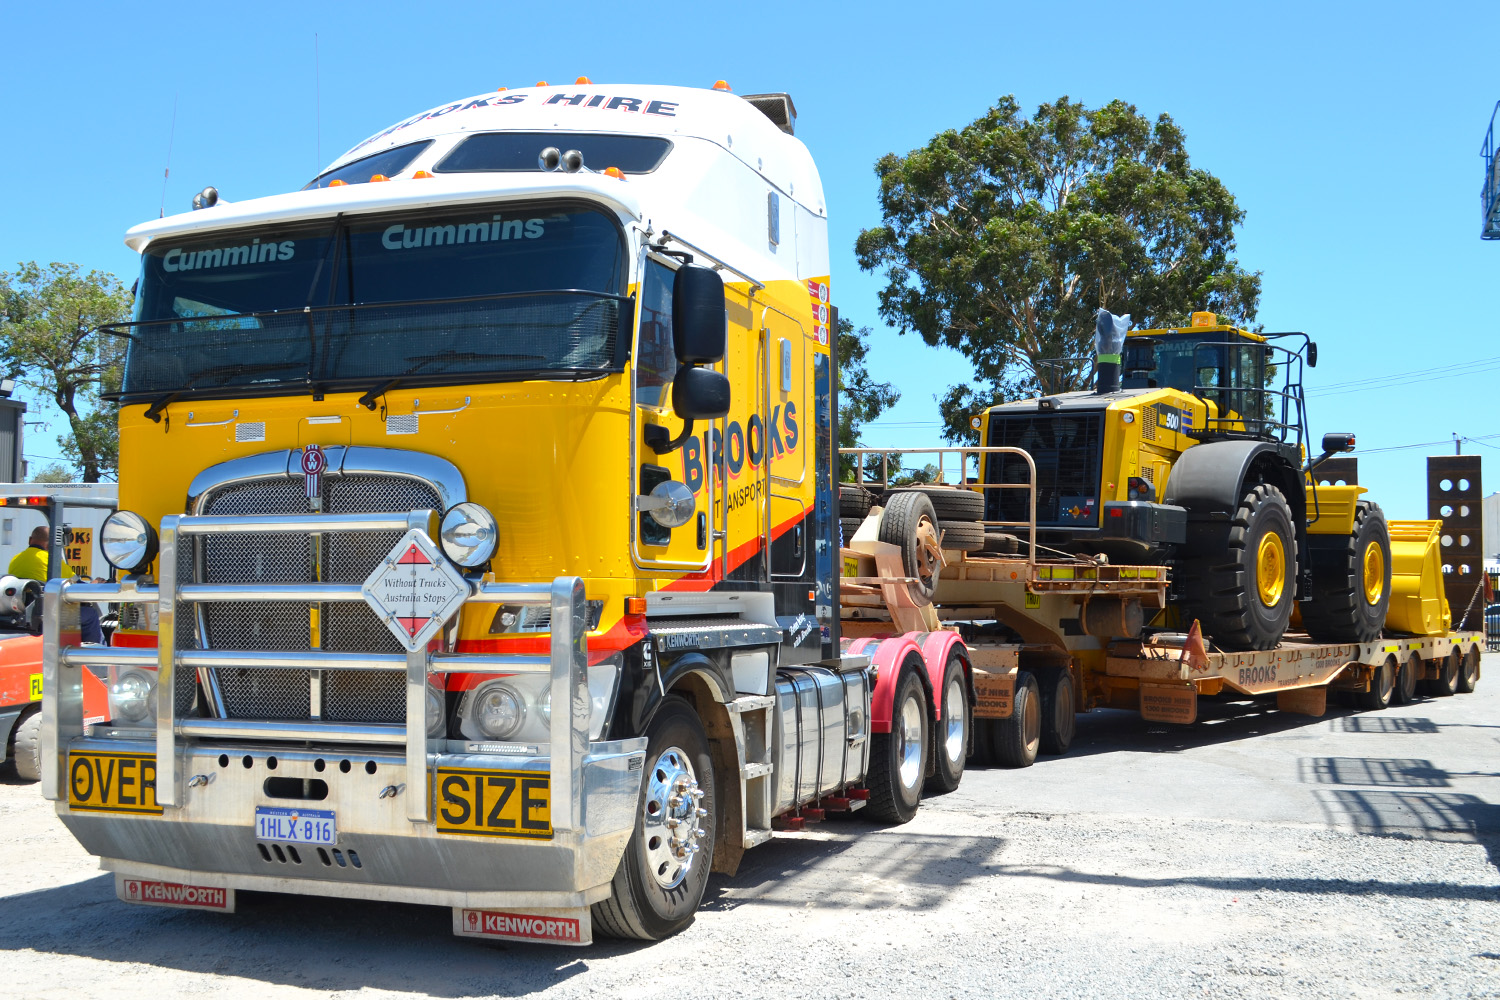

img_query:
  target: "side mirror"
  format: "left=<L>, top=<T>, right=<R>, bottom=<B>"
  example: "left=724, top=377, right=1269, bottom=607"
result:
left=672, top=265, right=727, bottom=365
left=1307, top=342, right=1318, bottom=368
left=672, top=366, right=731, bottom=420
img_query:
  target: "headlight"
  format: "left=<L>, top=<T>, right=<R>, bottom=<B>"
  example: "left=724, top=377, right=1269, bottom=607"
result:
left=425, top=677, right=447, bottom=738
left=101, top=510, right=158, bottom=574
left=440, top=502, right=498, bottom=568
left=474, top=683, right=526, bottom=740
left=457, top=654, right=624, bottom=745
left=109, top=668, right=155, bottom=724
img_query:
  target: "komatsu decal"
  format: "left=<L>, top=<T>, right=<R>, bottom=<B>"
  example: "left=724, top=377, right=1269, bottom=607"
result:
left=381, top=216, right=545, bottom=250
left=162, top=239, right=294, bottom=271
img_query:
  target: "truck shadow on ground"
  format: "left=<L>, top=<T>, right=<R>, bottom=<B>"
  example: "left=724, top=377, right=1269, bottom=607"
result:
left=0, top=873, right=646, bottom=997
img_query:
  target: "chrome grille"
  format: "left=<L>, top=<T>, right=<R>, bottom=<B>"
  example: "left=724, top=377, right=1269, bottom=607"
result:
left=196, top=472, right=442, bottom=722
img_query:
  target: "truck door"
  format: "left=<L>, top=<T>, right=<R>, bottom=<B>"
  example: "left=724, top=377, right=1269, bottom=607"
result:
left=759, top=302, right=811, bottom=581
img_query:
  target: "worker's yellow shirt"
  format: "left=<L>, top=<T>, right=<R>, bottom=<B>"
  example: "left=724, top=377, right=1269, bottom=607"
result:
left=8, top=545, right=74, bottom=582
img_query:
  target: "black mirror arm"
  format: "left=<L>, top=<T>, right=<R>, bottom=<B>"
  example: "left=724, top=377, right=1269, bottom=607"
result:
left=645, top=418, right=694, bottom=455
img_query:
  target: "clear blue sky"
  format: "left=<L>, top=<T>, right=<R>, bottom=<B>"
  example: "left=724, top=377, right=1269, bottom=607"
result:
left=1, top=0, right=1495, bottom=525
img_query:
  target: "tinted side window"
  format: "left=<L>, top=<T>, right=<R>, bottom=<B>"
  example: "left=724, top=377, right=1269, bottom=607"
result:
left=436, top=132, right=673, bottom=174
left=303, top=141, right=432, bottom=189
left=636, top=261, right=677, bottom=407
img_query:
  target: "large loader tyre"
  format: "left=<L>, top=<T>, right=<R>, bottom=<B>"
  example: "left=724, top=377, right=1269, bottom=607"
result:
left=1037, top=668, right=1077, bottom=756
left=937, top=521, right=985, bottom=553
left=1458, top=645, right=1480, bottom=693
left=1393, top=652, right=1420, bottom=705
left=877, top=491, right=942, bottom=605
left=926, top=655, right=970, bottom=795
left=1355, top=655, right=1397, bottom=711
left=1426, top=648, right=1461, bottom=697
left=839, top=484, right=874, bottom=519
left=992, top=671, right=1041, bottom=768
left=1173, top=483, right=1297, bottom=652
left=1302, top=502, right=1392, bottom=644
left=593, top=696, right=716, bottom=941
left=885, top=486, right=985, bottom=521
left=11, top=709, right=40, bottom=782
left=867, top=668, right=928, bottom=824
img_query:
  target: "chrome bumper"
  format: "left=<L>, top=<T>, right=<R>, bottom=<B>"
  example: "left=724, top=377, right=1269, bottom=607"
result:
left=41, top=509, right=646, bottom=903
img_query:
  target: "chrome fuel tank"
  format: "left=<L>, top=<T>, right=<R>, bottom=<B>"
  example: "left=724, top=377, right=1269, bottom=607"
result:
left=771, top=664, right=870, bottom=815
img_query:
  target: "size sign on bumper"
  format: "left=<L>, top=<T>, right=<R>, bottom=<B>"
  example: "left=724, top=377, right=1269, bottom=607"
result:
left=117, top=875, right=235, bottom=913
left=255, top=806, right=336, bottom=845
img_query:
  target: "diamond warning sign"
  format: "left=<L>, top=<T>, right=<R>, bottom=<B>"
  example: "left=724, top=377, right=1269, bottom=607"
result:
left=361, top=529, right=470, bottom=652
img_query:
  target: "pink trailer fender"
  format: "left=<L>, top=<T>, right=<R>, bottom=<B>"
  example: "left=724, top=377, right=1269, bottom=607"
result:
left=846, top=634, right=965, bottom=734
left=907, top=631, right=969, bottom=712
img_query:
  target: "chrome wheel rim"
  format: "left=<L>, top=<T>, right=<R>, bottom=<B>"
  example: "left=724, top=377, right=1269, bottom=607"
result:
left=896, top=693, right=924, bottom=790
left=943, top=673, right=965, bottom=766
left=642, top=745, right=705, bottom=890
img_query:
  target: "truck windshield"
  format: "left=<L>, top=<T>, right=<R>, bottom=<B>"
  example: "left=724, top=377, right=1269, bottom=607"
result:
left=116, top=202, right=629, bottom=401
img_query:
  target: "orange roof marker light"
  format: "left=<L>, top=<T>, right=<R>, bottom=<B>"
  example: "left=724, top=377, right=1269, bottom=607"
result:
left=328, top=179, right=348, bottom=187
left=604, top=167, right=625, bottom=180
left=576, top=76, right=592, bottom=85
left=713, top=80, right=732, bottom=91
left=535, top=81, right=549, bottom=87
left=370, top=174, right=390, bottom=182
left=413, top=170, right=434, bottom=179
left=496, top=86, right=508, bottom=92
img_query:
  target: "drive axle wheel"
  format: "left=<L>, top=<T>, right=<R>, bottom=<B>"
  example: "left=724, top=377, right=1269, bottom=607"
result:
left=1457, top=645, right=1480, bottom=693
left=1355, top=655, right=1396, bottom=711
left=992, top=671, right=1041, bottom=768
left=926, top=654, right=969, bottom=795
left=594, top=696, right=715, bottom=941
left=867, top=667, right=928, bottom=823
left=1302, top=502, right=1392, bottom=644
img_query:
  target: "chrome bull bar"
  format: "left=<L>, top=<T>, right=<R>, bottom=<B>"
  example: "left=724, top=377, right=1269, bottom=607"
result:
left=41, top=509, right=590, bottom=832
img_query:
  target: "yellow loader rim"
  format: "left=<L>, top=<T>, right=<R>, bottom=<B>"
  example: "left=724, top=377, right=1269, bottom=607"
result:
left=1256, top=531, right=1285, bottom=607
left=1362, top=540, right=1385, bottom=605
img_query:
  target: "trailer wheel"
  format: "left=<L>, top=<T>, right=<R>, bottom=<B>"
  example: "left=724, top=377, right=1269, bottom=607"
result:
left=1038, top=668, right=1076, bottom=755
left=593, top=696, right=716, bottom=941
left=1425, top=649, right=1460, bottom=698
left=936, top=521, right=985, bottom=553
left=839, top=484, right=874, bottom=519
left=1355, top=655, right=1396, bottom=711
left=885, top=486, right=984, bottom=521
left=1457, top=645, right=1480, bottom=693
left=1393, top=652, right=1420, bottom=705
left=992, top=671, right=1041, bottom=768
left=926, top=655, right=969, bottom=795
left=1301, top=502, right=1392, bottom=644
left=839, top=517, right=865, bottom=547
left=877, top=492, right=942, bottom=604
left=1173, top=483, right=1296, bottom=652
left=867, top=668, right=928, bottom=823
left=11, top=708, right=40, bottom=783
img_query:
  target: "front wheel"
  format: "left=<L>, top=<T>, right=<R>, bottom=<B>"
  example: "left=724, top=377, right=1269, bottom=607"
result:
left=867, top=668, right=928, bottom=823
left=926, top=655, right=969, bottom=795
left=11, top=709, right=40, bottom=782
left=1173, top=483, right=1296, bottom=651
left=593, top=696, right=716, bottom=941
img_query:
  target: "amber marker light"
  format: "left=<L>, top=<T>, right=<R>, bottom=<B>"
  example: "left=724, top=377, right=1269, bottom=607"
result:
left=576, top=76, right=592, bottom=85
left=370, top=174, right=389, bottom=182
left=624, top=597, right=646, bottom=616
left=328, top=179, right=347, bottom=187
left=604, top=167, right=625, bottom=180
left=713, top=80, right=732, bottom=91
left=496, top=86, right=508, bottom=92
left=413, top=170, right=434, bottom=179
left=536, top=81, right=549, bottom=87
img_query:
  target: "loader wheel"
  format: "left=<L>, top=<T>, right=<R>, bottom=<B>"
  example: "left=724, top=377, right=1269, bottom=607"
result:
left=1424, top=648, right=1460, bottom=697
left=1457, top=645, right=1480, bottom=693
left=926, top=654, right=969, bottom=795
left=937, top=521, right=985, bottom=553
left=992, top=671, right=1041, bottom=768
left=593, top=696, right=716, bottom=941
left=1355, top=655, right=1396, bottom=711
left=839, top=484, right=874, bottom=519
left=867, top=668, right=928, bottom=823
left=1393, top=652, right=1419, bottom=705
left=885, top=486, right=985, bottom=521
left=1301, top=502, right=1391, bottom=644
left=1173, top=483, right=1296, bottom=652
left=11, top=708, right=40, bottom=783
left=1037, top=668, right=1077, bottom=756
left=878, top=491, right=942, bottom=605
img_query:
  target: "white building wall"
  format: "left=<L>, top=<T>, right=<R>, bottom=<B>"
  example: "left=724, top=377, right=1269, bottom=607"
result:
left=0, top=484, right=117, bottom=580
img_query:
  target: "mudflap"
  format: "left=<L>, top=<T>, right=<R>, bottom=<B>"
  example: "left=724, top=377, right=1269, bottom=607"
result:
left=453, top=906, right=592, bottom=946
left=116, top=874, right=235, bottom=913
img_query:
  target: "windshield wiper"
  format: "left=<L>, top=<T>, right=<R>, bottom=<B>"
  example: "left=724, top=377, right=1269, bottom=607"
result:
left=144, top=391, right=180, bottom=424
left=401, top=350, right=547, bottom=369
left=184, top=362, right=303, bottom=387
left=358, top=378, right=400, bottom=411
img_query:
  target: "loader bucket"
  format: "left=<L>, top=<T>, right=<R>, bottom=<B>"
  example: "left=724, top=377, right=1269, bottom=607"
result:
left=1385, top=520, right=1452, bottom=636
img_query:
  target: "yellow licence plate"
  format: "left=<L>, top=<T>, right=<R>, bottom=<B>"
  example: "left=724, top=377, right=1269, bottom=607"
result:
left=68, top=751, right=162, bottom=815
left=434, top=768, right=552, bottom=840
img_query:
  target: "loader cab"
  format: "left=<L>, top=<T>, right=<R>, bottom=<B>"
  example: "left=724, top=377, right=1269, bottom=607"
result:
left=1122, top=314, right=1279, bottom=441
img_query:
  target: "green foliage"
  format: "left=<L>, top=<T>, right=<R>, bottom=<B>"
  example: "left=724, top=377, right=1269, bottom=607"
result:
left=836, top=316, right=900, bottom=480
left=0, top=262, right=131, bottom=482
left=29, top=462, right=72, bottom=484
left=855, top=95, right=1262, bottom=443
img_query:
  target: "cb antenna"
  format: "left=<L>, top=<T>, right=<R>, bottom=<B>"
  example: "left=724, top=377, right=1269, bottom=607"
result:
left=315, top=33, right=322, bottom=172
left=159, top=93, right=177, bottom=218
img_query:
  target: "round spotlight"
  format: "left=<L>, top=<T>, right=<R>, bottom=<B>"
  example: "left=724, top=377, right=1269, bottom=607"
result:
left=475, top=684, right=524, bottom=740
left=101, top=510, right=158, bottom=574
left=111, top=671, right=154, bottom=723
left=440, top=502, right=498, bottom=568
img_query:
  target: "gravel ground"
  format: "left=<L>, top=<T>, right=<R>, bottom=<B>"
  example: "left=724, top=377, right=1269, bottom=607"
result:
left=1, top=654, right=1496, bottom=999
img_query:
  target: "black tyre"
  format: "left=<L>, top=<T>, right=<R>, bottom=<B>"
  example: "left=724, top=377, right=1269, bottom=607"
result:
left=1393, top=652, right=1419, bottom=705
left=967, top=719, right=994, bottom=766
left=11, top=709, right=40, bottom=782
left=1424, top=649, right=1460, bottom=697
left=983, top=532, right=1020, bottom=555
left=839, top=517, right=864, bottom=547
left=926, top=655, right=969, bottom=795
left=877, top=492, right=942, bottom=604
left=992, top=671, right=1041, bottom=768
left=1457, top=645, right=1480, bottom=693
left=1037, top=668, right=1076, bottom=756
left=937, top=521, right=985, bottom=553
left=867, top=667, right=928, bottom=823
left=886, top=486, right=984, bottom=521
left=1173, top=483, right=1297, bottom=652
left=839, top=484, right=873, bottom=519
left=1355, top=655, right=1396, bottom=711
left=593, top=696, right=716, bottom=941
left=1302, top=502, right=1391, bottom=644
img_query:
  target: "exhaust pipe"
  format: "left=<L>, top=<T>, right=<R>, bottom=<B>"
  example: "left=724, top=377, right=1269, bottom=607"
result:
left=1094, top=308, right=1129, bottom=394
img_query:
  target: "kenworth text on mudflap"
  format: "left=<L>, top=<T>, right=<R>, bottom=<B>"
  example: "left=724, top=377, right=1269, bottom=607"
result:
left=40, top=82, right=998, bottom=946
